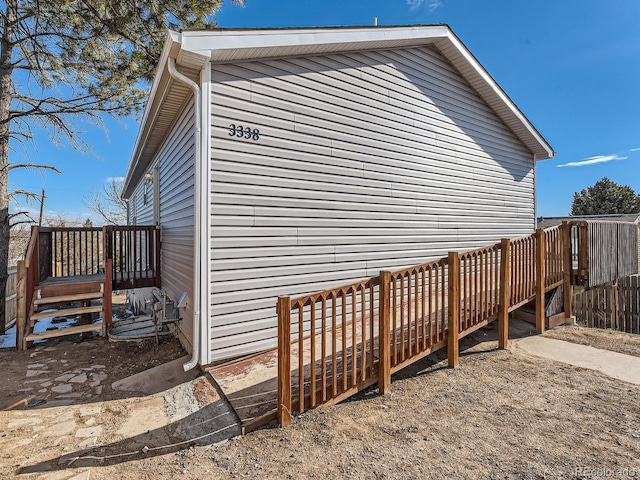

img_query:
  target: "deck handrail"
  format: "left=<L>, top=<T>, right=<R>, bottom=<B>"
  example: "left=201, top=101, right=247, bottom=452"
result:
left=16, top=224, right=161, bottom=349
left=277, top=227, right=577, bottom=427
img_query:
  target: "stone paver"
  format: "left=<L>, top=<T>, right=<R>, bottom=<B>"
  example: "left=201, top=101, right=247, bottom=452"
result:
left=54, top=373, right=75, bottom=382
left=51, top=384, right=73, bottom=394
left=90, top=372, right=107, bottom=382
left=8, top=417, right=42, bottom=428
left=69, top=373, right=88, bottom=384
left=79, top=406, right=101, bottom=417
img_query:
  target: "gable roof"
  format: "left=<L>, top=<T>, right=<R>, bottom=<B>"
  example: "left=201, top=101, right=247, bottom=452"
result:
left=123, top=25, right=555, bottom=197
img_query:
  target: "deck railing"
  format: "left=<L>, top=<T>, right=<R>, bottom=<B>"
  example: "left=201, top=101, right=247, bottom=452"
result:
left=544, top=225, right=564, bottom=287
left=277, top=225, right=576, bottom=427
left=277, top=277, right=381, bottom=418
left=40, top=227, right=104, bottom=279
left=510, top=234, right=536, bottom=308
left=388, top=258, right=449, bottom=371
left=459, top=244, right=501, bottom=335
left=16, top=227, right=41, bottom=349
left=105, top=225, right=161, bottom=290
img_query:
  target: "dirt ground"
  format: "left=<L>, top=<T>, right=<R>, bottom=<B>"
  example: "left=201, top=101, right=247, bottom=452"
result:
left=1, top=323, right=639, bottom=480
left=0, top=336, right=186, bottom=409
left=544, top=324, right=640, bottom=359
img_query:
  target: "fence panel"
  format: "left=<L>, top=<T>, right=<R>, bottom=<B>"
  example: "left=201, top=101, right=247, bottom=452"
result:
left=618, top=275, right=640, bottom=334
left=388, top=257, right=449, bottom=371
left=509, top=234, right=536, bottom=307
left=286, top=276, right=381, bottom=417
left=544, top=226, right=563, bottom=287
left=459, top=244, right=500, bottom=334
left=4, top=267, right=17, bottom=329
left=586, top=221, right=639, bottom=287
left=573, top=275, right=640, bottom=334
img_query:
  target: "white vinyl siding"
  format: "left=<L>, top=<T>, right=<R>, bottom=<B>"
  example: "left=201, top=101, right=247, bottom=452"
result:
left=141, top=102, right=196, bottom=346
left=208, top=46, right=535, bottom=360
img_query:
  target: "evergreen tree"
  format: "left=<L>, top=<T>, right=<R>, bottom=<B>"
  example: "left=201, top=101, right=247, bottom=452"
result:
left=571, top=178, right=640, bottom=215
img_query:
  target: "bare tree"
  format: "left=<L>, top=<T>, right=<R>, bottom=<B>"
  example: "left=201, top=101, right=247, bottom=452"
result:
left=84, top=178, right=128, bottom=225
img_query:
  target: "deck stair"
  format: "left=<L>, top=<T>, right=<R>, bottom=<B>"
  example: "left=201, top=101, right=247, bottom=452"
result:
left=511, top=285, right=567, bottom=330
left=24, top=280, right=107, bottom=344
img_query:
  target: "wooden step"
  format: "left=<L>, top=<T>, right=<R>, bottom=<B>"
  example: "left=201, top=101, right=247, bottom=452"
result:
left=25, top=323, right=103, bottom=341
left=30, top=305, right=103, bottom=321
left=34, top=292, right=103, bottom=306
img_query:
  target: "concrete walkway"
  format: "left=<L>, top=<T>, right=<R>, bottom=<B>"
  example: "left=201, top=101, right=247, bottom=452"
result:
left=515, top=336, right=640, bottom=385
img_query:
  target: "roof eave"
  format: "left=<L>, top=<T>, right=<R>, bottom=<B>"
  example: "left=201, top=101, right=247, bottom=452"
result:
left=121, top=30, right=210, bottom=199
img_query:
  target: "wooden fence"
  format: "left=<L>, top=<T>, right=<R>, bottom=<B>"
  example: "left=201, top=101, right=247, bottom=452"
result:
left=573, top=275, right=640, bottom=333
left=586, top=222, right=639, bottom=287
left=4, top=267, right=17, bottom=330
left=277, top=225, right=569, bottom=426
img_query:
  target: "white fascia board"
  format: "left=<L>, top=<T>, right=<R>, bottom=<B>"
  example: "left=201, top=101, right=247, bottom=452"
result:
left=440, top=31, right=554, bottom=160
left=122, top=31, right=181, bottom=198
left=122, top=31, right=211, bottom=199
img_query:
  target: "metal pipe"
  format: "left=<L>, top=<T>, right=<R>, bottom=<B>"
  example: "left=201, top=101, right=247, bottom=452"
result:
left=167, top=57, right=202, bottom=372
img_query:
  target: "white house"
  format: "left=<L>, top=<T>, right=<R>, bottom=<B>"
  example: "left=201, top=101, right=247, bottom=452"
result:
left=122, top=25, right=554, bottom=367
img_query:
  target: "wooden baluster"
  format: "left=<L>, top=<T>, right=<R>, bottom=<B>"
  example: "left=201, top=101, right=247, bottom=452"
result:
left=321, top=296, right=327, bottom=402
left=331, top=294, right=337, bottom=397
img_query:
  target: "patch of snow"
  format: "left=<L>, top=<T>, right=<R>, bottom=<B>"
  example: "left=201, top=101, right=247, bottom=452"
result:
left=0, top=325, right=17, bottom=349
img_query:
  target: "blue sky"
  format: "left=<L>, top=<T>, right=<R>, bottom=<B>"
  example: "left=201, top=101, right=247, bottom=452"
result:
left=10, top=0, right=640, bottom=223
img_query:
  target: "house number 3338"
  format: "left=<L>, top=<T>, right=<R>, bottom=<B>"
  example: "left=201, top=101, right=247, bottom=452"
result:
left=228, top=124, right=260, bottom=141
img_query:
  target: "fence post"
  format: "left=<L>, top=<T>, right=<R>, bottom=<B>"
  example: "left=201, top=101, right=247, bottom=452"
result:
left=447, top=252, right=460, bottom=368
left=16, top=261, right=26, bottom=351
left=498, top=238, right=511, bottom=349
left=561, top=221, right=573, bottom=320
left=578, top=221, right=589, bottom=279
left=277, top=296, right=292, bottom=427
left=104, top=258, right=113, bottom=333
left=378, top=271, right=392, bottom=394
left=535, top=228, right=546, bottom=334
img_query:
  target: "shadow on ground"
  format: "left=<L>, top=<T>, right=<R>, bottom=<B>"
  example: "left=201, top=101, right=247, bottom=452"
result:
left=18, top=379, right=241, bottom=475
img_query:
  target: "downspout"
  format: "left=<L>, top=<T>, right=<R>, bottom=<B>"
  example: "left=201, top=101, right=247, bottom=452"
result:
left=167, top=58, right=202, bottom=372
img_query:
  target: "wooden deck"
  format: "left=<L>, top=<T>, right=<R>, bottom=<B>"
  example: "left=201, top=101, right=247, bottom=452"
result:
left=40, top=273, right=105, bottom=286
